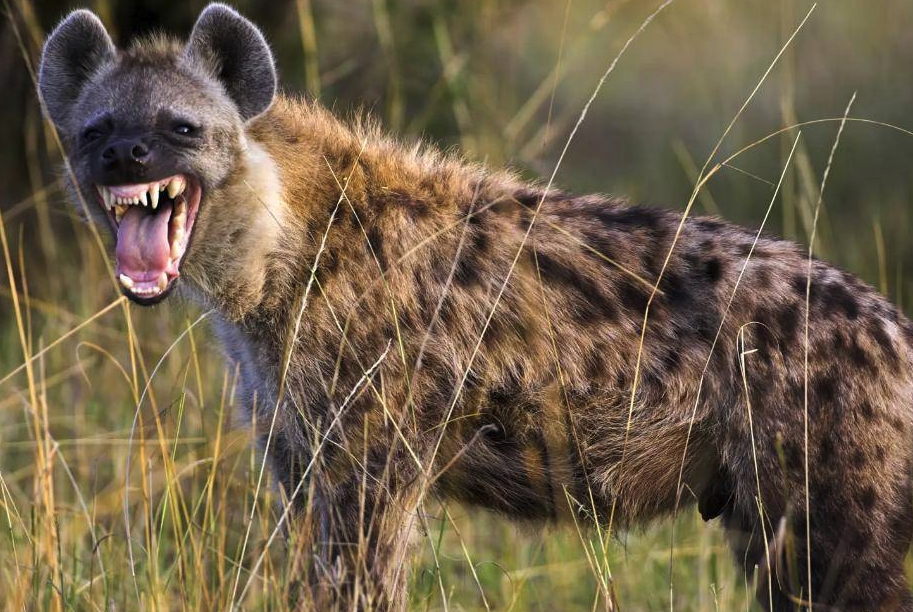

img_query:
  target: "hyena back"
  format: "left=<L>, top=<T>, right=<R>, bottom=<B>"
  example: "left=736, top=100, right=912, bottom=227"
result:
left=38, top=4, right=913, bottom=610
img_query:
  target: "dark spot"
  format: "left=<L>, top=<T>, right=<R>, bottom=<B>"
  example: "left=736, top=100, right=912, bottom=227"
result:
left=811, top=477, right=834, bottom=506
left=859, top=486, right=877, bottom=511
left=619, top=282, right=649, bottom=315
left=695, top=218, right=725, bottom=233
left=581, top=230, right=617, bottom=268
left=850, top=448, right=866, bottom=468
left=472, top=227, right=490, bottom=257
left=517, top=206, right=532, bottom=228
left=366, top=225, right=388, bottom=271
left=820, top=436, right=835, bottom=459
left=874, top=445, right=886, bottom=462
left=859, top=399, right=875, bottom=421
left=775, top=305, right=801, bottom=344
left=662, top=272, right=692, bottom=307
left=813, top=375, right=838, bottom=404
left=848, top=337, right=873, bottom=371
left=453, top=246, right=483, bottom=287
left=660, top=348, right=683, bottom=374
left=514, top=188, right=547, bottom=210
left=791, top=274, right=809, bottom=296
left=481, top=313, right=506, bottom=348
left=783, top=443, right=804, bottom=473
left=705, top=258, right=723, bottom=284
left=824, top=283, right=860, bottom=320
left=596, top=206, right=662, bottom=231
left=535, top=251, right=617, bottom=322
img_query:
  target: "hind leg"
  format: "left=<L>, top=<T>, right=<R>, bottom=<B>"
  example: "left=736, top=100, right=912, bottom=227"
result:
left=721, top=445, right=913, bottom=611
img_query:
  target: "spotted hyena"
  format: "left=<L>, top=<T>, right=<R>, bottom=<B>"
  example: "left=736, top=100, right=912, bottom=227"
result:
left=37, top=3, right=913, bottom=610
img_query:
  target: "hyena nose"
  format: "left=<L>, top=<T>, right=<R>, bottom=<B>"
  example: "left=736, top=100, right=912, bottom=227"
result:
left=101, top=139, right=151, bottom=170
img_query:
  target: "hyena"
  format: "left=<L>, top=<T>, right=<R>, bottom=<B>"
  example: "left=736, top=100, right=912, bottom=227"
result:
left=37, top=4, right=913, bottom=611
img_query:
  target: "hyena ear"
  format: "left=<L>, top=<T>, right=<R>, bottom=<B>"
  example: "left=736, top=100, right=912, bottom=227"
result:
left=185, top=3, right=277, bottom=121
left=38, top=10, right=116, bottom=130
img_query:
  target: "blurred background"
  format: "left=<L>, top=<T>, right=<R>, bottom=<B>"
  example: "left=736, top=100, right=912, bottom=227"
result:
left=1, top=0, right=911, bottom=610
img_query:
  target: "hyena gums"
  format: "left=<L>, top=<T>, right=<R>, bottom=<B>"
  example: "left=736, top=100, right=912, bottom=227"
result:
left=38, top=4, right=913, bottom=611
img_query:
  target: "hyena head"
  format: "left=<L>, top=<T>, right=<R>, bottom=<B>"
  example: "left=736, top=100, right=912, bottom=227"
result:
left=38, top=4, right=276, bottom=305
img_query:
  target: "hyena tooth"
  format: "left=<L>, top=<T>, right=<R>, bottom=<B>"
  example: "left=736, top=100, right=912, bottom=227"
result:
left=101, top=187, right=113, bottom=210
left=115, top=204, right=128, bottom=224
left=138, top=191, right=148, bottom=207
left=170, top=238, right=182, bottom=260
left=167, top=177, right=185, bottom=199
left=118, top=274, right=134, bottom=289
left=156, top=272, right=168, bottom=291
left=149, top=186, right=159, bottom=209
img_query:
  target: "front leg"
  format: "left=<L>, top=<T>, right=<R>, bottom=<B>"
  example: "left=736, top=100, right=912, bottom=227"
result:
left=271, top=425, right=423, bottom=612
left=311, top=465, right=421, bottom=612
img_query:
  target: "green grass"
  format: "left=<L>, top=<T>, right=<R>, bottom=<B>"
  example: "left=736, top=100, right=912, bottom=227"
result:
left=2, top=0, right=913, bottom=610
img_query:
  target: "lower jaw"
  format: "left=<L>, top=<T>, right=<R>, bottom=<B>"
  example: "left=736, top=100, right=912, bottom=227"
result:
left=120, top=278, right=178, bottom=305
left=116, top=270, right=177, bottom=301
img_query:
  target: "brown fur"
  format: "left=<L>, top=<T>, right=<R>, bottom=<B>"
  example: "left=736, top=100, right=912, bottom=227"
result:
left=41, top=12, right=913, bottom=611
left=201, top=96, right=913, bottom=610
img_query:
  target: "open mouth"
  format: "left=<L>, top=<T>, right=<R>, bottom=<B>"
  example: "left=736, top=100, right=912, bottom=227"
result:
left=95, top=174, right=201, bottom=302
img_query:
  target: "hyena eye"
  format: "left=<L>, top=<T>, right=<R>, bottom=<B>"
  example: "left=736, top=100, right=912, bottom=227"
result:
left=173, top=124, right=198, bottom=136
left=82, top=128, right=103, bottom=143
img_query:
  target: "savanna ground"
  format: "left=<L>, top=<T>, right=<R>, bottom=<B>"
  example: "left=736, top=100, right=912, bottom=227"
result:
left=1, top=0, right=912, bottom=610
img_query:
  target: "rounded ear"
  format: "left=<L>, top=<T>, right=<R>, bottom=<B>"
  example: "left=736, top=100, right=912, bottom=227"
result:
left=184, top=3, right=277, bottom=121
left=38, top=9, right=116, bottom=130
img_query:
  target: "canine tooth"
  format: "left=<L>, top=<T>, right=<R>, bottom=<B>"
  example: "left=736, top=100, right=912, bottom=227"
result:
left=118, top=274, right=134, bottom=289
left=115, top=204, right=128, bottom=223
left=170, top=240, right=181, bottom=260
left=156, top=273, right=168, bottom=291
left=167, top=177, right=185, bottom=198
left=100, top=187, right=112, bottom=210
left=139, top=191, right=148, bottom=207
left=149, top=186, right=159, bottom=209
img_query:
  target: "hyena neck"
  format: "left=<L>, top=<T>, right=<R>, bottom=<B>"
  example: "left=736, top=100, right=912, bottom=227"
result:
left=192, top=96, right=495, bottom=325
left=181, top=135, right=288, bottom=320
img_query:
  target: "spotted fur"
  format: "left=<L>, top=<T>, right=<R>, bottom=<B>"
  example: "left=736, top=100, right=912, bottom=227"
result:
left=39, top=5, right=913, bottom=611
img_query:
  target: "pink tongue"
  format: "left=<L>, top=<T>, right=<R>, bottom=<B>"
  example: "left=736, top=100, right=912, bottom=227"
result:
left=115, top=203, right=172, bottom=280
